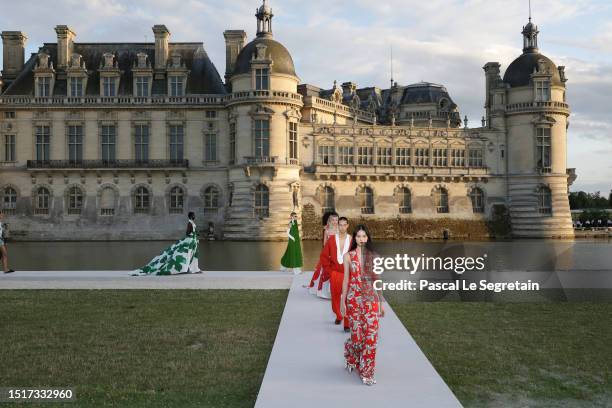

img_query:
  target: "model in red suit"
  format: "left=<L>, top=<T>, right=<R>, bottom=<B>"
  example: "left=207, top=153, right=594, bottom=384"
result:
left=319, top=216, right=352, bottom=330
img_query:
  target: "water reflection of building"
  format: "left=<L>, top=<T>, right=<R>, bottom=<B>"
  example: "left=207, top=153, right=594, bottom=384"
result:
left=0, top=2, right=574, bottom=240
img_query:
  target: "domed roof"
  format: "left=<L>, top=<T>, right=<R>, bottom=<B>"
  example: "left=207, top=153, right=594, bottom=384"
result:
left=400, top=82, right=455, bottom=107
left=503, top=52, right=562, bottom=87
left=232, top=37, right=296, bottom=77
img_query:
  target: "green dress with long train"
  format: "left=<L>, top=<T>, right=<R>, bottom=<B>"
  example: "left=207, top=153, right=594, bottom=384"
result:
left=131, top=220, right=200, bottom=275
left=280, top=219, right=303, bottom=273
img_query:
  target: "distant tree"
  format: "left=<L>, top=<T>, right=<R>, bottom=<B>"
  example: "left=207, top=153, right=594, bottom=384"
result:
left=569, top=191, right=609, bottom=209
left=609, top=190, right=612, bottom=207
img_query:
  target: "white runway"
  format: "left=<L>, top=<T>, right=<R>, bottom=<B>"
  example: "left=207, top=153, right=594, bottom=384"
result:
left=254, top=272, right=463, bottom=408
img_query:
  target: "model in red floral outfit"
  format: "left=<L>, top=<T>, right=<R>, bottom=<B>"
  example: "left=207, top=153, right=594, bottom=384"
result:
left=340, top=224, right=384, bottom=385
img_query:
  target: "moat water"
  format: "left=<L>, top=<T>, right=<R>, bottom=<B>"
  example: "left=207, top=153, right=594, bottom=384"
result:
left=5, top=238, right=612, bottom=272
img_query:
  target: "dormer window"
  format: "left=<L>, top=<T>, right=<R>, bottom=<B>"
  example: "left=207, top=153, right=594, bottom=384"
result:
left=33, top=52, right=55, bottom=98
left=102, top=77, right=116, bottom=97
left=66, top=53, right=88, bottom=97
left=169, top=75, right=184, bottom=96
left=70, top=77, right=84, bottom=97
left=37, top=76, right=51, bottom=97
left=255, top=68, right=269, bottom=90
left=99, top=53, right=120, bottom=97
left=136, top=76, right=150, bottom=97
left=535, top=80, right=550, bottom=101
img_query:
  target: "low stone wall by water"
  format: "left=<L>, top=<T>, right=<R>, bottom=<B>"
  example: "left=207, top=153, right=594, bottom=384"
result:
left=300, top=204, right=512, bottom=240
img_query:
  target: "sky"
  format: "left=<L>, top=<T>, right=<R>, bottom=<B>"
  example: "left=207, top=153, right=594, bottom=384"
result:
left=1, top=0, right=610, bottom=194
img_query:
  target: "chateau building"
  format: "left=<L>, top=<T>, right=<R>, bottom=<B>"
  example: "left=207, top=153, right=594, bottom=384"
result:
left=0, top=2, right=574, bottom=240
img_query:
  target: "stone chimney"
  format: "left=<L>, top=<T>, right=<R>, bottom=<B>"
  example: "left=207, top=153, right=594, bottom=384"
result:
left=223, top=30, right=247, bottom=82
left=1, top=31, right=27, bottom=80
left=55, top=25, right=76, bottom=70
left=152, top=25, right=170, bottom=73
left=483, top=62, right=501, bottom=108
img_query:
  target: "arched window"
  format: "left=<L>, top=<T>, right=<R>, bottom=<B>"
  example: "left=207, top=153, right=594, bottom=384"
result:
left=100, top=187, right=116, bottom=216
left=169, top=186, right=184, bottom=214
left=359, top=186, right=374, bottom=214
left=35, top=187, right=51, bottom=215
left=538, top=186, right=552, bottom=215
left=398, top=187, right=412, bottom=214
left=470, top=187, right=484, bottom=213
left=67, top=186, right=83, bottom=215
left=203, top=186, right=219, bottom=213
left=321, top=186, right=335, bottom=214
left=254, top=184, right=269, bottom=218
left=2, top=187, right=17, bottom=215
left=134, top=186, right=150, bottom=214
left=434, top=187, right=449, bottom=213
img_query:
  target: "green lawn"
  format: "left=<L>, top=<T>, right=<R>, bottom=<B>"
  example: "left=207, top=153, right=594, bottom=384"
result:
left=2, top=290, right=611, bottom=408
left=0, top=290, right=288, bottom=408
left=388, top=295, right=612, bottom=408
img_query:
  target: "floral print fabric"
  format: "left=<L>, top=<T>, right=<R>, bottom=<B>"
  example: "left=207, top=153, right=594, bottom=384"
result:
left=344, top=249, right=379, bottom=382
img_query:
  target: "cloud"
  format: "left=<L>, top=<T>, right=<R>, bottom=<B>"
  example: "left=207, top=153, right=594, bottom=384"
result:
left=0, top=0, right=610, bottom=192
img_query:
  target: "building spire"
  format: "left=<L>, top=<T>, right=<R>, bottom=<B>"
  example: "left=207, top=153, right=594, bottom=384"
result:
left=529, top=0, right=532, bottom=22
left=256, top=0, right=274, bottom=38
left=390, top=44, right=394, bottom=89
left=522, top=0, right=539, bottom=53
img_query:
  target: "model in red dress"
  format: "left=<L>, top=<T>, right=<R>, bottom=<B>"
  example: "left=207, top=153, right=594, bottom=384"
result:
left=340, top=224, right=384, bottom=385
left=307, top=212, right=338, bottom=298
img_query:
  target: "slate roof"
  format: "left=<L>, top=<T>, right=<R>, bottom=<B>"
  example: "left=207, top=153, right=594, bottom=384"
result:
left=3, top=42, right=226, bottom=96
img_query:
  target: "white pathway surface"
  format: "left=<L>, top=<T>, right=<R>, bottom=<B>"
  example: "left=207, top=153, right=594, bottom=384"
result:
left=255, top=272, right=463, bottom=408
left=0, top=270, right=292, bottom=289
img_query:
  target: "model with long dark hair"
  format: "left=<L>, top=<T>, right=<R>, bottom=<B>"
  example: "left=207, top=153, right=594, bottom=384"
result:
left=340, top=224, right=384, bottom=385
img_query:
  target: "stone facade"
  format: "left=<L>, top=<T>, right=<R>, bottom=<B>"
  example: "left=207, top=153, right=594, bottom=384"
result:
left=0, top=2, right=574, bottom=240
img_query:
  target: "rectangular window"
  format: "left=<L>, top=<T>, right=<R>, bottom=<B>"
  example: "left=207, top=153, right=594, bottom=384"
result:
left=536, top=127, right=551, bottom=171
left=4, top=112, right=15, bottom=119
left=134, top=124, right=149, bottom=162
left=205, top=132, right=217, bottom=162
left=35, top=125, right=50, bottom=161
left=357, top=146, right=373, bottom=165
left=205, top=110, right=217, bottom=119
left=289, top=122, right=298, bottom=161
left=254, top=119, right=270, bottom=157
left=395, top=147, right=410, bottom=166
left=136, top=76, right=149, bottom=97
left=101, top=125, right=116, bottom=162
left=70, top=77, right=83, bottom=97
left=169, top=125, right=184, bottom=162
left=536, top=81, right=551, bottom=102
left=229, top=122, right=236, bottom=164
left=255, top=68, right=270, bottom=90
left=4, top=135, right=15, bottom=162
left=68, top=125, right=83, bottom=162
left=468, top=149, right=484, bottom=167
left=377, top=147, right=392, bottom=166
left=102, top=77, right=116, bottom=97
left=38, top=76, right=50, bottom=97
left=414, top=147, right=429, bottom=166
left=432, top=148, right=448, bottom=167
left=338, top=146, right=354, bottom=165
left=169, top=76, right=184, bottom=97
left=450, top=149, right=465, bottom=166
left=317, top=145, right=335, bottom=165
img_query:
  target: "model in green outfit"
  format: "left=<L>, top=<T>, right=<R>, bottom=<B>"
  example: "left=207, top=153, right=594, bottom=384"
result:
left=280, top=212, right=303, bottom=274
left=131, top=212, right=202, bottom=276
